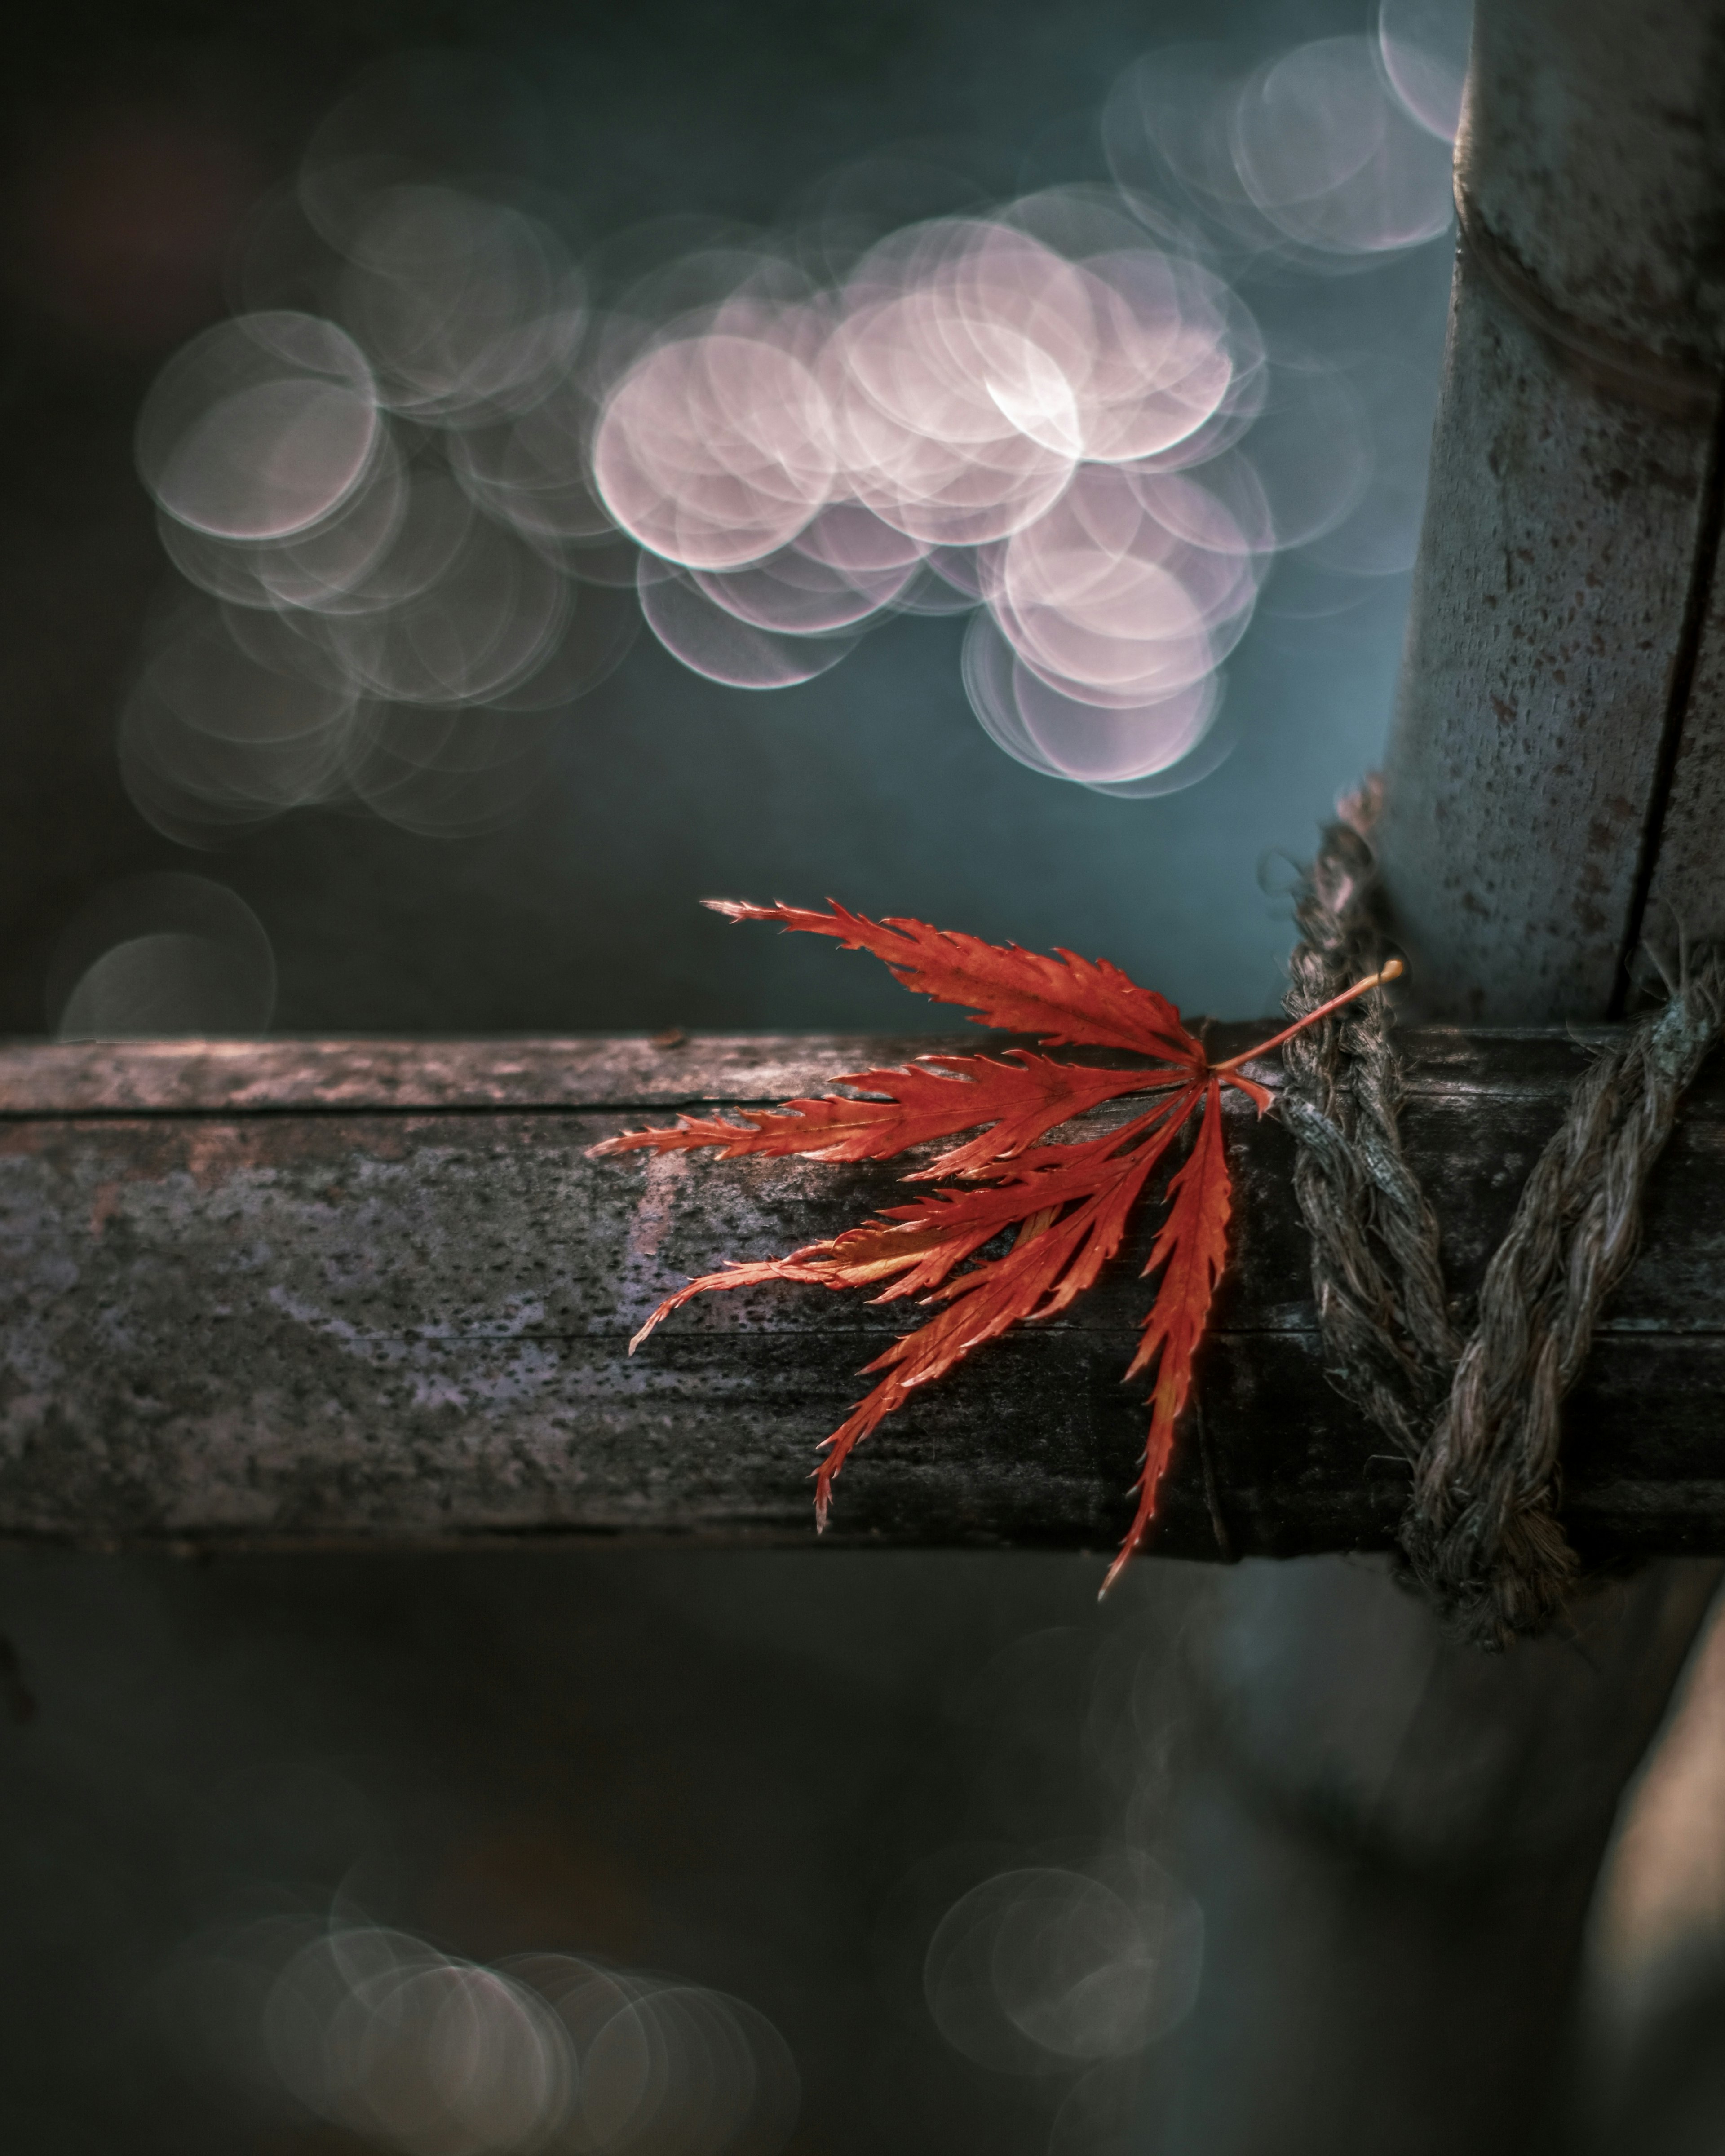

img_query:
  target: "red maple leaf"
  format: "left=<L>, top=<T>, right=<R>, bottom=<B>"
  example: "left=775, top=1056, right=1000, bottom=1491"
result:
left=593, top=901, right=1398, bottom=1588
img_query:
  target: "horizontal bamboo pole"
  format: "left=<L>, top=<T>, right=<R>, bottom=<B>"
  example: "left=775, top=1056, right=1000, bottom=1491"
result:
left=1, top=1029, right=1721, bottom=1561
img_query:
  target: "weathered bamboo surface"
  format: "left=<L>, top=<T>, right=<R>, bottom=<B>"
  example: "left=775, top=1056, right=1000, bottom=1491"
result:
left=1, top=1028, right=1722, bottom=1561
left=1377, top=0, right=1725, bottom=1024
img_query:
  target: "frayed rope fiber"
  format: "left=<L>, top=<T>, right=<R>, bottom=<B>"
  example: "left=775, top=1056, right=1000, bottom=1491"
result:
left=1279, top=778, right=1725, bottom=1650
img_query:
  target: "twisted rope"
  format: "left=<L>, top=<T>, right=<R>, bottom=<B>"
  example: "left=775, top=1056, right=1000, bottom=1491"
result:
left=1279, top=779, right=1459, bottom=1471
left=1279, top=783, right=1725, bottom=1650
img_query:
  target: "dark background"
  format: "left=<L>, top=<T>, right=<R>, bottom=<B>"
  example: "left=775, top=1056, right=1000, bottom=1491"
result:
left=0, top=2, right=1462, bottom=2150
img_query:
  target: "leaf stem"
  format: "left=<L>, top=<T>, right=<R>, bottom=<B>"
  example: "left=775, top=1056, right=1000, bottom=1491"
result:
left=1209, top=959, right=1405, bottom=1075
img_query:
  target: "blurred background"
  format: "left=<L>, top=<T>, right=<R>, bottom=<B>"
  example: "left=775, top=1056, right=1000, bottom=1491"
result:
left=0, top=0, right=1460, bottom=1041
left=4, top=0, right=1725, bottom=2150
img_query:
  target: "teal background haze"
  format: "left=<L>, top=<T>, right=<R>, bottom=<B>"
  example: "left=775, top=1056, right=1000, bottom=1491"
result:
left=0, top=0, right=1451, bottom=1036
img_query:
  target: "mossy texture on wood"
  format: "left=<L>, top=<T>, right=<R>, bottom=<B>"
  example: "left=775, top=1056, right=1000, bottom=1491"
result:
left=0, top=1030, right=1721, bottom=1560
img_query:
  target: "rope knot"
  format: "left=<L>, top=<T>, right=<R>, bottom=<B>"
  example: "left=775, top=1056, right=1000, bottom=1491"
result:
left=1283, top=786, right=1724, bottom=1650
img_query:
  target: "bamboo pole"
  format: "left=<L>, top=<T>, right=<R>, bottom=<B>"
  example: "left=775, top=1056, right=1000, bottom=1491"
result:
left=1378, top=0, right=1725, bottom=1021
left=2, top=1028, right=1724, bottom=1557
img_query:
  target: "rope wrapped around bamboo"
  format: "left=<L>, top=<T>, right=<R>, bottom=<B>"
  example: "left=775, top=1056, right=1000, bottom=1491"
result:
left=1278, top=780, right=1725, bottom=1649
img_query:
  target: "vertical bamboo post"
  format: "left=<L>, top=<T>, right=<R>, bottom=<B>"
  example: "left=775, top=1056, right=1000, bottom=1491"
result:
left=1378, top=0, right=1725, bottom=1018
left=1160, top=5, right=1725, bottom=2149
